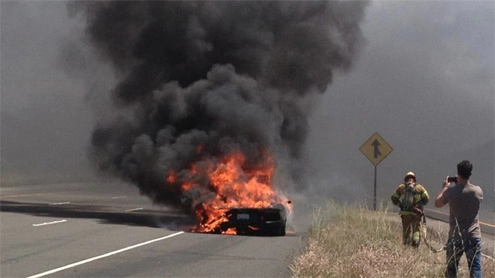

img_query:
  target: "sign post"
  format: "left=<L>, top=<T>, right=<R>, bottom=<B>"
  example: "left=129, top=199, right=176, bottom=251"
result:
left=359, top=132, right=393, bottom=210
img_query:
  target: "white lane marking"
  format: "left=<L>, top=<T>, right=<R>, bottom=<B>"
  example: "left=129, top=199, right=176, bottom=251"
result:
left=26, top=231, right=185, bottom=278
left=112, top=196, right=126, bottom=199
left=125, top=207, right=143, bottom=212
left=0, top=192, right=57, bottom=198
left=33, top=220, right=67, bottom=227
left=50, top=202, right=70, bottom=205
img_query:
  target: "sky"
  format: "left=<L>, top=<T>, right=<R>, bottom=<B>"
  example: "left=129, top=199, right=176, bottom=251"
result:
left=1, top=1, right=493, bottom=213
left=302, top=1, right=494, bottom=211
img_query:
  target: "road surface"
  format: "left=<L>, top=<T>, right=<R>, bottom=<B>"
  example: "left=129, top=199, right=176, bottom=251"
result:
left=0, top=182, right=307, bottom=277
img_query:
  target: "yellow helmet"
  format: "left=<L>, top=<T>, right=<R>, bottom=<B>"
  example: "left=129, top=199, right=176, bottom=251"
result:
left=404, top=171, right=416, bottom=182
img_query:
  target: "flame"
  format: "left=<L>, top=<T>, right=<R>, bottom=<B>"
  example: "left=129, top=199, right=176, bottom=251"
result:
left=167, top=149, right=291, bottom=234
left=223, top=228, right=237, bottom=235
left=166, top=170, right=176, bottom=184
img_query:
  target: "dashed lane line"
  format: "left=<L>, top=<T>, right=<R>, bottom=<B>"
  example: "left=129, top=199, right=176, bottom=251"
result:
left=32, top=220, right=67, bottom=227
left=125, top=207, right=144, bottom=212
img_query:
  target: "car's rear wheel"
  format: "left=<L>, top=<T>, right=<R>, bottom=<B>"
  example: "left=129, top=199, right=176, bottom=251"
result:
left=271, top=223, right=285, bottom=236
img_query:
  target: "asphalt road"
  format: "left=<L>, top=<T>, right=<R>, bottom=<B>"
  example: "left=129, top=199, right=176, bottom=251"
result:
left=424, top=207, right=495, bottom=238
left=0, top=182, right=307, bottom=278
left=2, top=182, right=492, bottom=277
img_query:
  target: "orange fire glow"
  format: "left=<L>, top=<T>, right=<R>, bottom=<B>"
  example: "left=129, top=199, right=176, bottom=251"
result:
left=167, top=149, right=291, bottom=234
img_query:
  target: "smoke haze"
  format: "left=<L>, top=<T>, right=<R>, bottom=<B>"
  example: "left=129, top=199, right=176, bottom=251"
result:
left=62, top=1, right=369, bottom=212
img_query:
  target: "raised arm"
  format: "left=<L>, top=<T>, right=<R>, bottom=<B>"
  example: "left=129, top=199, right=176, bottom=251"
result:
left=434, top=176, right=450, bottom=208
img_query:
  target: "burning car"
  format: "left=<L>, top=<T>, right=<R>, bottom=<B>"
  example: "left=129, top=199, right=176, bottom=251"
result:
left=167, top=150, right=292, bottom=236
left=217, top=203, right=288, bottom=236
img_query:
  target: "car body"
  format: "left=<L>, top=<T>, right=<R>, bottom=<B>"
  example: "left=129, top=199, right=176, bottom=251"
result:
left=218, top=205, right=287, bottom=236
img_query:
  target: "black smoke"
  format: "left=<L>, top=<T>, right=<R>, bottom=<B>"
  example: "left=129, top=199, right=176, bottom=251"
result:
left=69, top=1, right=368, bottom=211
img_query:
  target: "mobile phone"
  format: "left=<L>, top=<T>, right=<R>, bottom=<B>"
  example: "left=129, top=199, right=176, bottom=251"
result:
left=447, top=176, right=457, bottom=183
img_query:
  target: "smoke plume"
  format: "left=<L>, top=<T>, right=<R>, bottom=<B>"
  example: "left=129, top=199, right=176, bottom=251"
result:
left=70, top=1, right=368, bottom=212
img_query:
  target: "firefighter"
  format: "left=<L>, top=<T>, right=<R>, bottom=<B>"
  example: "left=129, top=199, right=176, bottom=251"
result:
left=391, top=172, right=430, bottom=247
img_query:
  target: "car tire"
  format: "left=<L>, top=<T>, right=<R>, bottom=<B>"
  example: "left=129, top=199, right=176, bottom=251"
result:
left=276, top=224, right=286, bottom=236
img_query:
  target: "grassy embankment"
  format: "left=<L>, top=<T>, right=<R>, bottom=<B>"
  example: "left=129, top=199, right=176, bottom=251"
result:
left=290, top=201, right=495, bottom=278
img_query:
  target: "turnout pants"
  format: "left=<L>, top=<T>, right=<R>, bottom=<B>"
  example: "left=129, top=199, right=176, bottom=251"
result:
left=400, top=213, right=422, bottom=247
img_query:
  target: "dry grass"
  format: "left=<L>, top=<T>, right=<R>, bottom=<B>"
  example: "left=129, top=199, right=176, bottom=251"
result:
left=290, top=201, right=495, bottom=278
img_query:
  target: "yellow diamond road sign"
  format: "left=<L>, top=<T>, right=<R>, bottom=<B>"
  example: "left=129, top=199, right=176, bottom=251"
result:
left=360, top=132, right=393, bottom=166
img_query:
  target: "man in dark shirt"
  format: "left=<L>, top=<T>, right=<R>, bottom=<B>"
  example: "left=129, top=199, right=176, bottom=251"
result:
left=435, top=160, right=483, bottom=278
